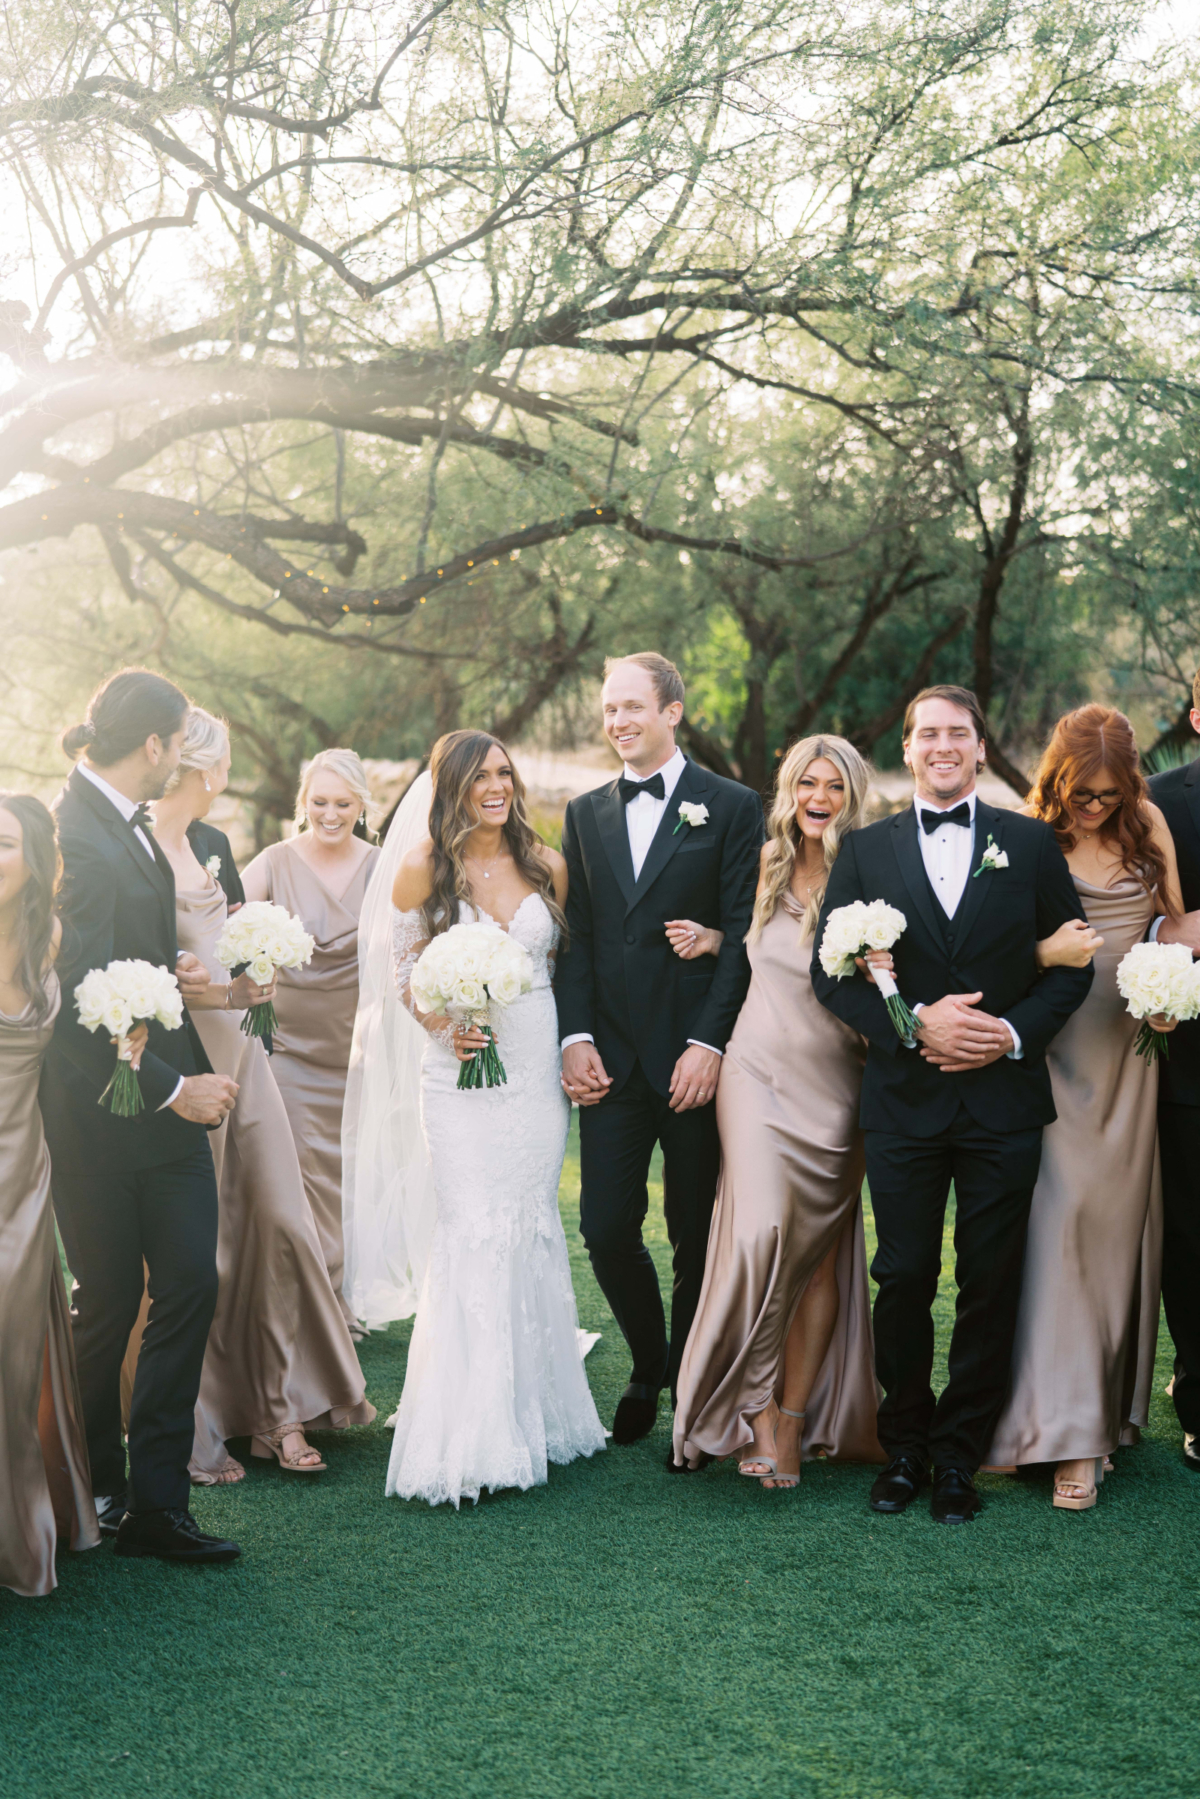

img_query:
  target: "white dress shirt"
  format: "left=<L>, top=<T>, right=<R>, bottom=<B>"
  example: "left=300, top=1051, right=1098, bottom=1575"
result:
left=911, top=792, right=1022, bottom=1059
left=77, top=762, right=185, bottom=1108
left=561, top=746, right=722, bottom=1058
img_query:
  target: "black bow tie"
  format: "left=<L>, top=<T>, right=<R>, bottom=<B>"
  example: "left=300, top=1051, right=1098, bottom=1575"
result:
left=921, top=802, right=971, bottom=834
left=619, top=772, right=665, bottom=804
left=130, top=803, right=155, bottom=834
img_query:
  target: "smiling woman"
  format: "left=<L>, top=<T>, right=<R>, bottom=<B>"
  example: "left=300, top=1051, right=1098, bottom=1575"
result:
left=241, top=751, right=381, bottom=1330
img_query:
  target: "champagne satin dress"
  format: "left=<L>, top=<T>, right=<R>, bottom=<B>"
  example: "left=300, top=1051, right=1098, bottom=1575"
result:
left=240, top=839, right=379, bottom=1326
left=673, top=899, right=884, bottom=1468
left=0, top=974, right=99, bottom=1595
left=987, top=876, right=1162, bottom=1467
left=123, top=881, right=374, bottom=1473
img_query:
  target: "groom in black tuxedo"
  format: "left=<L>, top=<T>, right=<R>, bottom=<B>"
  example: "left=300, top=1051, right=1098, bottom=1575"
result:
left=812, top=686, right=1092, bottom=1522
left=42, top=669, right=241, bottom=1564
left=1147, top=669, right=1200, bottom=1474
left=555, top=654, right=762, bottom=1450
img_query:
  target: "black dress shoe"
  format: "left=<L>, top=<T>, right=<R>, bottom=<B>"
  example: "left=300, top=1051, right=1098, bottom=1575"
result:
left=930, top=1466, right=982, bottom=1524
left=1184, top=1434, right=1200, bottom=1473
left=869, top=1453, right=929, bottom=1513
left=114, top=1508, right=241, bottom=1564
left=611, top=1388, right=659, bottom=1445
left=95, top=1493, right=129, bottom=1538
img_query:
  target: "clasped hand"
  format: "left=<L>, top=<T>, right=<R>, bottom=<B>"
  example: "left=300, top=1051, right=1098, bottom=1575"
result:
left=916, top=993, right=1014, bottom=1071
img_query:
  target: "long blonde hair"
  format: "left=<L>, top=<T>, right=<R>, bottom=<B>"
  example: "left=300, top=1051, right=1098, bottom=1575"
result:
left=750, top=735, right=873, bottom=942
left=423, top=730, right=567, bottom=944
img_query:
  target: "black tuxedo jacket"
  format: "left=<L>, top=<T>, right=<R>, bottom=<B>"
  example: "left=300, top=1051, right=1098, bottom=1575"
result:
left=554, top=758, right=763, bottom=1096
left=41, top=766, right=212, bottom=1174
left=810, top=799, right=1093, bottom=1137
left=1149, top=759, right=1200, bottom=1107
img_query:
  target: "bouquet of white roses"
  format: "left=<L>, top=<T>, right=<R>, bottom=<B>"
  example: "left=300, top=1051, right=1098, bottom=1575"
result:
left=818, top=899, right=919, bottom=1041
left=75, top=957, right=185, bottom=1116
left=410, top=919, right=534, bottom=1090
left=214, top=900, right=315, bottom=1040
left=1115, top=940, right=1200, bottom=1062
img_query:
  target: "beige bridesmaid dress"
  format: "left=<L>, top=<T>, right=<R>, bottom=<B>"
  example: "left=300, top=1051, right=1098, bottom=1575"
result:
left=987, top=876, right=1162, bottom=1467
left=240, top=839, right=379, bottom=1326
left=123, top=882, right=374, bottom=1474
left=673, top=899, right=884, bottom=1468
left=0, top=975, right=99, bottom=1595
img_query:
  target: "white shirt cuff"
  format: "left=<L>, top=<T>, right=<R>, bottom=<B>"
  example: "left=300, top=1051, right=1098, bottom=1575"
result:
left=561, top=1033, right=594, bottom=1050
left=158, top=1075, right=185, bottom=1112
left=1002, top=1019, right=1023, bottom=1060
left=1149, top=916, right=1164, bottom=943
left=686, top=1040, right=723, bottom=1057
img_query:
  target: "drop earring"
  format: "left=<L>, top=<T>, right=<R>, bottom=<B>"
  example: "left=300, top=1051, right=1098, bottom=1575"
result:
left=204, top=778, right=211, bottom=792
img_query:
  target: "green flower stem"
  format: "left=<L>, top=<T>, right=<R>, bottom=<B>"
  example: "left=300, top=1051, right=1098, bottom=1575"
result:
left=98, top=1056, right=145, bottom=1117
left=1134, top=1021, right=1171, bottom=1062
left=456, top=1024, right=508, bottom=1091
left=240, top=998, right=279, bottom=1040
left=885, top=992, right=921, bottom=1042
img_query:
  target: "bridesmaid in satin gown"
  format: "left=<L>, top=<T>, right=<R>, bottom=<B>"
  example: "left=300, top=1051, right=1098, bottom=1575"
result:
left=242, top=749, right=380, bottom=1331
left=672, top=736, right=884, bottom=1488
left=125, top=713, right=374, bottom=1481
left=987, top=705, right=1182, bottom=1510
left=0, top=795, right=99, bottom=1594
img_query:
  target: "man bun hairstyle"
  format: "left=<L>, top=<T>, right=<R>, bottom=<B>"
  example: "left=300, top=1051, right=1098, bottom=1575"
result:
left=62, top=668, right=189, bottom=767
left=603, top=652, right=685, bottom=711
left=902, top=683, right=987, bottom=746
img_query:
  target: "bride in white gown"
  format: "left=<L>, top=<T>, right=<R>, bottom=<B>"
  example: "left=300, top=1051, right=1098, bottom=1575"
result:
left=342, top=730, right=605, bottom=1508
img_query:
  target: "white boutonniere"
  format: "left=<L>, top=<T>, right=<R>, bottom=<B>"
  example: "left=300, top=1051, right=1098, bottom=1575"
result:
left=972, top=834, right=1009, bottom=878
left=205, top=854, right=222, bottom=879
left=673, top=801, right=709, bottom=835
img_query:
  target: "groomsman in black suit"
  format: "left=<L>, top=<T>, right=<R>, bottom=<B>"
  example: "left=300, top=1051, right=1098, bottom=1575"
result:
left=812, top=686, right=1092, bottom=1522
left=1147, top=670, right=1200, bottom=1473
left=554, top=654, right=763, bottom=1450
left=42, top=669, right=241, bottom=1563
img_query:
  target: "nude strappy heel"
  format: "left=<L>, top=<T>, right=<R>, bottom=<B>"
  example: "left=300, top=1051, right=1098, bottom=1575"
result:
left=764, top=1408, right=805, bottom=1491
left=250, top=1424, right=327, bottom=1474
left=1052, top=1456, right=1103, bottom=1511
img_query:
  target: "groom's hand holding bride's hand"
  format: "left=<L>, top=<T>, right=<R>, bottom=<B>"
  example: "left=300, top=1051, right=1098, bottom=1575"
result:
left=915, top=993, right=1014, bottom=1072
left=562, top=1041, right=613, bottom=1107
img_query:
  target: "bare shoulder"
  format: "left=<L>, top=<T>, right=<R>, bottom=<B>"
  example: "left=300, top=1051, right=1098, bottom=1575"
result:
left=758, top=840, right=773, bottom=867
left=392, top=839, right=435, bottom=910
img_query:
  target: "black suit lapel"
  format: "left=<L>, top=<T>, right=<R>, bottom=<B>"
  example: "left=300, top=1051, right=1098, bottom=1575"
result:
left=952, top=799, right=1007, bottom=946
left=628, top=760, right=710, bottom=913
left=593, top=780, right=636, bottom=906
left=1182, top=760, right=1200, bottom=866
left=889, top=806, right=944, bottom=950
left=69, top=769, right=176, bottom=950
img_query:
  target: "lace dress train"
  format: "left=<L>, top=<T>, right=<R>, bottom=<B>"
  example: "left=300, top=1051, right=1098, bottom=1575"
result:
left=386, top=896, right=605, bottom=1508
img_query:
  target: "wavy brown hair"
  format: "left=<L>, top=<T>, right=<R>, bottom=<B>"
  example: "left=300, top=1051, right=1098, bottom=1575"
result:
left=750, top=735, right=873, bottom=943
left=423, top=731, right=567, bottom=943
left=0, top=794, right=61, bottom=1023
left=1026, top=704, right=1171, bottom=906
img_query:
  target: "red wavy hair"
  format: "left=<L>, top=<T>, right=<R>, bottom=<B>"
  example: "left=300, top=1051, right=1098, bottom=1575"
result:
left=1026, top=704, right=1171, bottom=906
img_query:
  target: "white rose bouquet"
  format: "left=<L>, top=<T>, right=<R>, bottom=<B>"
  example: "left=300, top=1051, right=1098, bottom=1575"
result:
left=214, top=900, right=315, bottom=1040
left=75, top=957, right=185, bottom=1116
left=818, top=899, right=920, bottom=1041
left=410, top=919, right=534, bottom=1090
left=1115, top=940, right=1200, bottom=1062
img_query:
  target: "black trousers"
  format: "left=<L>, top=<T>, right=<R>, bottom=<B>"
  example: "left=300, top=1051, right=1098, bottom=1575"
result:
left=52, top=1142, right=219, bottom=1515
left=578, top=1060, right=720, bottom=1399
left=1157, top=1105, right=1200, bottom=1436
left=864, top=1108, right=1043, bottom=1472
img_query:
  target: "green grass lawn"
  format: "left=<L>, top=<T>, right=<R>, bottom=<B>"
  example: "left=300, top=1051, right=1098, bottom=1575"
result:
left=4, top=1118, right=1197, bottom=1799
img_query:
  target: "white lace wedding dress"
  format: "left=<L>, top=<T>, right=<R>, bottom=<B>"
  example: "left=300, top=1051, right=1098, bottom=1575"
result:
left=386, top=894, right=606, bottom=1507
